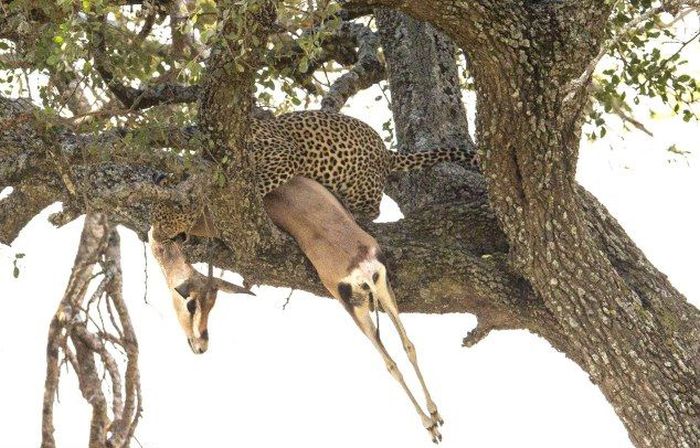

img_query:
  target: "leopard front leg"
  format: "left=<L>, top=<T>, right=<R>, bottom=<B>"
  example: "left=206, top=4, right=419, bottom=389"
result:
left=344, top=182, right=383, bottom=223
left=255, top=145, right=301, bottom=197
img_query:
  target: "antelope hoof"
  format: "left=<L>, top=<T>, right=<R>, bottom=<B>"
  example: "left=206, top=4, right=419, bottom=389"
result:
left=422, top=416, right=442, bottom=444
left=428, top=424, right=442, bottom=444
left=431, top=410, right=444, bottom=426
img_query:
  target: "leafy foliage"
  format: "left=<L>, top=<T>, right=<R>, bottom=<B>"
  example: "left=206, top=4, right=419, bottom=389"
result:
left=0, top=1, right=347, bottom=131
left=588, top=1, right=699, bottom=139
left=0, top=0, right=697, bottom=146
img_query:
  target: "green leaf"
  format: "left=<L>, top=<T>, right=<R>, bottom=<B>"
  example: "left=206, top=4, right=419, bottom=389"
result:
left=298, top=56, right=309, bottom=74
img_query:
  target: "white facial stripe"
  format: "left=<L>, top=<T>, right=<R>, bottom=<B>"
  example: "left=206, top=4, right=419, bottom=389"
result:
left=357, top=258, right=381, bottom=279
left=191, top=307, right=202, bottom=338
left=342, top=257, right=385, bottom=292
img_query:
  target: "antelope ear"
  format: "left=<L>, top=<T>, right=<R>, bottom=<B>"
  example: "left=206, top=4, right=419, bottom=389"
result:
left=174, top=279, right=193, bottom=300
left=214, top=278, right=255, bottom=296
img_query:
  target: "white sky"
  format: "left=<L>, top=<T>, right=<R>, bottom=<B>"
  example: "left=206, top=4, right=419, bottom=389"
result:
left=1, top=13, right=699, bottom=448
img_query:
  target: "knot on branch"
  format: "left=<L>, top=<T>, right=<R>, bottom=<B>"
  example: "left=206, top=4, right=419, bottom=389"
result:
left=462, top=322, right=495, bottom=347
left=462, top=316, right=512, bottom=348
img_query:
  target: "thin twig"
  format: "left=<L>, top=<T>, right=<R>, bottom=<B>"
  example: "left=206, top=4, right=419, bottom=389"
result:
left=142, top=242, right=149, bottom=304
left=282, top=288, right=295, bottom=310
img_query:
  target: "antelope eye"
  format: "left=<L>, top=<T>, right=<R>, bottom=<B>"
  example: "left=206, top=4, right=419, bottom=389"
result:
left=361, top=283, right=370, bottom=291
left=186, top=300, right=197, bottom=314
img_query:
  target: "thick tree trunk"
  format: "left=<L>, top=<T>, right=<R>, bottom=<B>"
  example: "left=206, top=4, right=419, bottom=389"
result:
left=473, top=20, right=699, bottom=448
left=192, top=0, right=279, bottom=264
left=356, top=2, right=700, bottom=446
left=375, top=8, right=480, bottom=216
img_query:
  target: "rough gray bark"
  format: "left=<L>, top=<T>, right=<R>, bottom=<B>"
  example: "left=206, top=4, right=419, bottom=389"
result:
left=320, top=23, right=385, bottom=113
left=193, top=0, right=279, bottom=265
left=349, top=2, right=700, bottom=446
left=375, top=8, right=479, bottom=217
left=2, top=1, right=699, bottom=447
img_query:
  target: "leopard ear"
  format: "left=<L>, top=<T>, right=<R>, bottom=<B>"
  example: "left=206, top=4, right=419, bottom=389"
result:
left=174, top=279, right=193, bottom=300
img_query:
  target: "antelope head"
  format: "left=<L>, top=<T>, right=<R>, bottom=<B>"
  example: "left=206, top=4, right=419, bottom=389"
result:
left=172, top=275, right=254, bottom=354
left=149, top=228, right=254, bottom=354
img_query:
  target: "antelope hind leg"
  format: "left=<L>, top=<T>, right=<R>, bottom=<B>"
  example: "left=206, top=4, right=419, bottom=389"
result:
left=377, top=285, right=443, bottom=426
left=345, top=302, right=442, bottom=443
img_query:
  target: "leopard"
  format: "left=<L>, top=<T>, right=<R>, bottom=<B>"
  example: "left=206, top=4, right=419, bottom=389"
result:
left=150, top=110, right=478, bottom=242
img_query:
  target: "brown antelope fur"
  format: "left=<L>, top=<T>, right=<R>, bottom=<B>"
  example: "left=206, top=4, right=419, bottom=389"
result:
left=148, top=229, right=253, bottom=354
left=263, top=176, right=444, bottom=443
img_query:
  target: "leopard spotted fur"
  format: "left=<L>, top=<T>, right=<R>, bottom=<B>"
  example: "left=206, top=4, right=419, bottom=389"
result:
left=151, top=110, right=477, bottom=241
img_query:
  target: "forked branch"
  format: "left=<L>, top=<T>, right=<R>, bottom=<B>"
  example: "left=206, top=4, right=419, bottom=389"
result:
left=41, top=213, right=142, bottom=448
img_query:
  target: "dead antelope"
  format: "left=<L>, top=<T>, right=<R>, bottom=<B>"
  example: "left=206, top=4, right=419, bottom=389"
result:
left=263, top=176, right=443, bottom=443
left=148, top=229, right=254, bottom=354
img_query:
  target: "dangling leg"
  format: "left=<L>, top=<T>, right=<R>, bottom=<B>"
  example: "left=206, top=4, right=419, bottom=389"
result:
left=345, top=302, right=442, bottom=443
left=376, top=282, right=443, bottom=426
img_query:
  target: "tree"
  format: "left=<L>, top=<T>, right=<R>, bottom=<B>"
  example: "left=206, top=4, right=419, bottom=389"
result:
left=1, top=1, right=699, bottom=447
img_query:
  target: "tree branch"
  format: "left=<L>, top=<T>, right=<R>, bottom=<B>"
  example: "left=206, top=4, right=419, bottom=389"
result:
left=93, top=27, right=200, bottom=110
left=1, top=92, right=561, bottom=354
left=563, top=0, right=695, bottom=104
left=0, top=183, right=55, bottom=245
left=320, top=24, right=385, bottom=112
left=193, top=0, right=279, bottom=264
left=41, top=214, right=142, bottom=448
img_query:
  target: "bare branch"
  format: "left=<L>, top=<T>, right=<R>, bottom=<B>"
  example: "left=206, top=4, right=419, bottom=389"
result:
left=40, top=319, right=65, bottom=448
left=41, top=213, right=111, bottom=448
left=103, top=228, right=142, bottom=447
left=321, top=24, right=385, bottom=112
left=72, top=331, right=111, bottom=446
left=41, top=214, right=142, bottom=448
